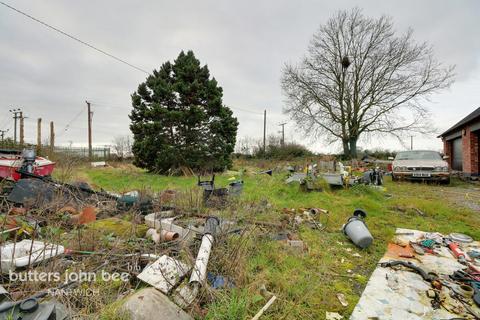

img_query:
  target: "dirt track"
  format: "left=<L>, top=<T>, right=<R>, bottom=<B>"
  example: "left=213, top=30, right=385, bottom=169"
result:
left=440, top=186, right=480, bottom=212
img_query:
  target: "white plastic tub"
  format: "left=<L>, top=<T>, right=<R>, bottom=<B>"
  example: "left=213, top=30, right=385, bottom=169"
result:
left=0, top=240, right=65, bottom=273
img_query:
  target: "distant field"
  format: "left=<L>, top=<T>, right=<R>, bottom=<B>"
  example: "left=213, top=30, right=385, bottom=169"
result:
left=74, top=161, right=480, bottom=319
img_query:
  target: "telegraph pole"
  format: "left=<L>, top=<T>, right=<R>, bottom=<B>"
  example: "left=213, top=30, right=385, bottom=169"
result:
left=263, top=109, right=266, bottom=155
left=9, top=108, right=22, bottom=143
left=87, top=101, right=93, bottom=160
left=37, top=118, right=42, bottom=153
left=279, top=122, right=287, bottom=146
left=19, top=112, right=25, bottom=146
left=0, top=129, right=8, bottom=142
left=411, top=136, right=413, bottom=150
left=49, top=121, right=55, bottom=155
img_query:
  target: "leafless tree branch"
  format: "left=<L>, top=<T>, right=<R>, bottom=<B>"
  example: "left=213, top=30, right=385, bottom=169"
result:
left=281, top=8, right=455, bottom=157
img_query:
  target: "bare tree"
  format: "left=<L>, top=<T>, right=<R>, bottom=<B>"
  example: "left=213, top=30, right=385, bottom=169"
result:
left=235, top=136, right=257, bottom=155
left=112, top=135, right=133, bottom=159
left=281, top=8, right=454, bottom=158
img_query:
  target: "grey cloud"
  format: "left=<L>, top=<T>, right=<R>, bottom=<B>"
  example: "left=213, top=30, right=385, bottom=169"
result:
left=1, top=0, right=479, bottom=152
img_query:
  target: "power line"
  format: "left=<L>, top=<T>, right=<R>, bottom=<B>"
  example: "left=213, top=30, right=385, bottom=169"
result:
left=57, top=106, right=87, bottom=137
left=0, top=1, right=150, bottom=74
left=93, top=102, right=268, bottom=116
left=56, top=124, right=125, bottom=136
left=0, top=115, right=10, bottom=129
left=9, top=108, right=22, bottom=143
left=3, top=122, right=13, bottom=133
left=90, top=102, right=130, bottom=110
left=89, top=97, right=273, bottom=116
left=228, top=105, right=264, bottom=115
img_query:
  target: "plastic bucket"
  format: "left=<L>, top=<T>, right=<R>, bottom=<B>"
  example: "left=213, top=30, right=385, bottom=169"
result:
left=228, top=181, right=244, bottom=196
left=343, top=211, right=373, bottom=249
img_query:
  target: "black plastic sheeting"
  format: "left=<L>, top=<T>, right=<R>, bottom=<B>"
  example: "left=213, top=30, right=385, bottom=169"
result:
left=7, top=178, right=56, bottom=207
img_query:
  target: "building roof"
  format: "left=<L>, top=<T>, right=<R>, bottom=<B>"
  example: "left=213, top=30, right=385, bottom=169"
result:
left=438, top=106, right=480, bottom=137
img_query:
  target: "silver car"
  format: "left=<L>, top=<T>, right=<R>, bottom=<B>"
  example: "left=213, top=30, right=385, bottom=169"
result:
left=392, top=150, right=450, bottom=184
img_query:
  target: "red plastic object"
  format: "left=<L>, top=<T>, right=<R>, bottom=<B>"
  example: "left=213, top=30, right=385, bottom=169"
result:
left=387, top=163, right=393, bottom=172
left=449, top=242, right=466, bottom=259
left=0, top=156, right=55, bottom=181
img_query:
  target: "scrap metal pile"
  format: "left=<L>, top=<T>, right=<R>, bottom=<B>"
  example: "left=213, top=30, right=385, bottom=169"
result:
left=285, top=161, right=384, bottom=190
left=351, top=228, right=480, bottom=319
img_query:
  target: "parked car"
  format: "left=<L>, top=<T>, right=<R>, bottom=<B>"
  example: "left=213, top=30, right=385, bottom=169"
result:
left=391, top=150, right=450, bottom=184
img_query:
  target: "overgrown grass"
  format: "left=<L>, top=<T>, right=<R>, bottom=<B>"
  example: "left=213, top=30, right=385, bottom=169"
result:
left=74, top=162, right=480, bottom=319
left=205, top=289, right=252, bottom=320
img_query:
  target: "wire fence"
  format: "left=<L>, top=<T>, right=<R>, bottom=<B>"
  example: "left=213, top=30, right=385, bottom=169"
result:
left=54, top=146, right=111, bottom=160
left=0, top=142, right=111, bottom=160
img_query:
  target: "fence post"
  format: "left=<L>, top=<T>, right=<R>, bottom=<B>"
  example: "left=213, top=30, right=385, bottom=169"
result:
left=49, top=121, right=55, bottom=157
left=37, top=118, right=42, bottom=155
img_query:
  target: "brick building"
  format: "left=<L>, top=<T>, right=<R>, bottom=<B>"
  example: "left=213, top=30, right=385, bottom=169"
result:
left=439, top=107, right=480, bottom=176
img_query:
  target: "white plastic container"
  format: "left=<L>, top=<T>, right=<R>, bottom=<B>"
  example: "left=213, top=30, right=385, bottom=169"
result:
left=0, top=240, right=65, bottom=273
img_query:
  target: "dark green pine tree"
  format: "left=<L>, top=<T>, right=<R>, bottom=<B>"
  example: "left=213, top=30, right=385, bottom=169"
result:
left=129, top=50, right=239, bottom=173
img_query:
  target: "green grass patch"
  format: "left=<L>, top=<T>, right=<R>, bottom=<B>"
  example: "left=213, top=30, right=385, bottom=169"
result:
left=75, top=163, right=480, bottom=318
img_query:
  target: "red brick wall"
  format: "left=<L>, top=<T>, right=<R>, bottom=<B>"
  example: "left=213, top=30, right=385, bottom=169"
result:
left=443, top=139, right=452, bottom=169
left=470, top=129, right=479, bottom=175
left=462, top=126, right=479, bottom=175
left=442, top=125, right=479, bottom=175
left=463, top=127, right=472, bottom=173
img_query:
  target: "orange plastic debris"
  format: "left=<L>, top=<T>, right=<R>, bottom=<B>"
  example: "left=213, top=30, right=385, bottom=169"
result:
left=386, top=243, right=415, bottom=259
left=70, top=206, right=97, bottom=224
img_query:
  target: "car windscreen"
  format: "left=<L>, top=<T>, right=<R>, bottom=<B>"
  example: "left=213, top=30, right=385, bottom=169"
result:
left=395, top=151, right=442, bottom=161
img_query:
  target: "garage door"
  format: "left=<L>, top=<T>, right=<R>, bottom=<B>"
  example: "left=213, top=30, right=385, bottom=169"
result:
left=452, top=138, right=463, bottom=171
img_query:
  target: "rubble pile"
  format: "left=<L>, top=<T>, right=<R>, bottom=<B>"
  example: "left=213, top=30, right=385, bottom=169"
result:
left=0, top=164, right=266, bottom=319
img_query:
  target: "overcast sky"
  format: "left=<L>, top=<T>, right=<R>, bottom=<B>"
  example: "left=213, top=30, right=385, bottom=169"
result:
left=1, top=0, right=479, bottom=153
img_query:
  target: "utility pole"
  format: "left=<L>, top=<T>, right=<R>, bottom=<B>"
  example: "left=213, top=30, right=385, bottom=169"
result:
left=19, top=112, right=25, bottom=146
left=0, top=129, right=9, bottom=142
left=37, top=118, right=42, bottom=154
left=87, top=101, right=93, bottom=160
left=279, top=122, right=287, bottom=146
left=411, top=136, right=413, bottom=150
left=50, top=121, right=55, bottom=155
left=9, top=108, right=22, bottom=143
left=263, top=109, right=266, bottom=155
